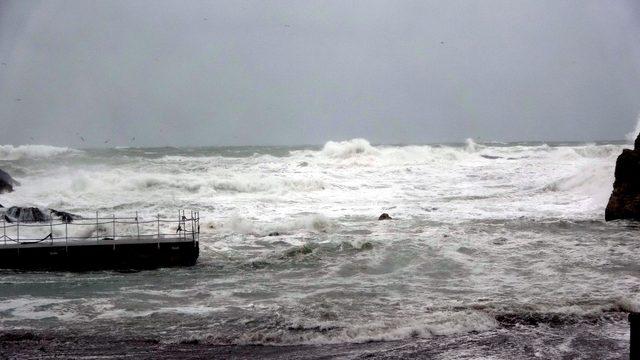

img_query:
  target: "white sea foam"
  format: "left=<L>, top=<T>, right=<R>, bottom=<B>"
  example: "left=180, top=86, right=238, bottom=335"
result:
left=234, top=310, right=498, bottom=345
left=0, top=144, right=79, bottom=160
left=0, top=138, right=634, bottom=350
left=204, top=213, right=333, bottom=237
left=320, top=138, right=379, bottom=158
left=625, top=114, right=640, bottom=142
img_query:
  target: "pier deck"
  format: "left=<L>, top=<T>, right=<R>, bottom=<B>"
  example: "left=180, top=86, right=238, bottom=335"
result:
left=0, top=211, right=200, bottom=270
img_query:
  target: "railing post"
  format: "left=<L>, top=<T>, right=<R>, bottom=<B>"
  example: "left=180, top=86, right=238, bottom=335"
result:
left=65, top=220, right=68, bottom=252
left=157, top=214, right=160, bottom=248
left=3, top=215, right=5, bottom=246
left=50, top=216, right=54, bottom=245
left=136, top=211, right=140, bottom=240
left=190, top=210, right=195, bottom=242
left=112, top=214, right=116, bottom=250
left=96, top=211, right=99, bottom=244
left=16, top=217, right=19, bottom=244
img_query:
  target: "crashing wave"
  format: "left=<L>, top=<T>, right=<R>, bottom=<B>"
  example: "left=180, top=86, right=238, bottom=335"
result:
left=320, top=138, right=379, bottom=158
left=0, top=144, right=79, bottom=160
left=626, top=114, right=640, bottom=142
left=204, top=214, right=333, bottom=236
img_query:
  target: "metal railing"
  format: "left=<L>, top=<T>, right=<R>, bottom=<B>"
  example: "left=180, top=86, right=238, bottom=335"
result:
left=0, top=210, right=200, bottom=249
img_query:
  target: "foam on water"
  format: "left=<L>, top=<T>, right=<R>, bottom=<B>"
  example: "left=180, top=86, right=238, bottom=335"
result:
left=0, top=144, right=79, bottom=161
left=0, top=139, right=636, bottom=356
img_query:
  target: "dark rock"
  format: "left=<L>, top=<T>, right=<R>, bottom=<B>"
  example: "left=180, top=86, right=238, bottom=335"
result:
left=1, top=207, right=81, bottom=223
left=267, top=231, right=281, bottom=237
left=605, top=135, right=640, bottom=221
left=481, top=154, right=502, bottom=160
left=50, top=209, right=81, bottom=223
left=4, top=207, right=49, bottom=223
left=378, top=213, right=392, bottom=220
left=0, top=168, right=19, bottom=194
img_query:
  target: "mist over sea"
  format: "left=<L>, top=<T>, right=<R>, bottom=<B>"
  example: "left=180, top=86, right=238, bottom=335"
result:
left=0, top=138, right=637, bottom=358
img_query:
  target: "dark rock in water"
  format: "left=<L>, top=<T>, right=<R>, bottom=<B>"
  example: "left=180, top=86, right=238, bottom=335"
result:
left=4, top=207, right=49, bottom=223
left=50, top=209, right=81, bottom=223
left=605, top=134, right=640, bottom=221
left=378, top=213, right=392, bottom=220
left=0, top=168, right=19, bottom=194
left=267, top=231, right=281, bottom=237
left=2, top=207, right=81, bottom=223
left=481, top=154, right=502, bottom=160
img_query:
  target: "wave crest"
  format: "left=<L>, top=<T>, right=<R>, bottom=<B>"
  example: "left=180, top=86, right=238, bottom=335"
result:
left=321, top=139, right=378, bottom=158
left=0, top=145, right=79, bottom=160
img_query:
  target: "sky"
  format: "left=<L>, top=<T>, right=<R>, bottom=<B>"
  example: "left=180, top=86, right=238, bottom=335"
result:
left=0, top=0, right=639, bottom=148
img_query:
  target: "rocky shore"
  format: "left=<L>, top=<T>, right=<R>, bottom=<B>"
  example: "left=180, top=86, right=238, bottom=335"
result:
left=606, top=134, right=640, bottom=221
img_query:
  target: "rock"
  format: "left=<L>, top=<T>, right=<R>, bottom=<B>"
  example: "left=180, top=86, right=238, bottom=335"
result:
left=50, top=209, right=81, bottom=223
left=0, top=168, right=19, bottom=194
left=267, top=231, right=281, bottom=237
left=4, top=207, right=49, bottom=223
left=605, top=134, right=640, bottom=221
left=1, top=207, right=80, bottom=223
left=378, top=213, right=392, bottom=220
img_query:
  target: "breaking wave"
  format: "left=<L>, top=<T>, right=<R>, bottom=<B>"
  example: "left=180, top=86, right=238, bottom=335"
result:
left=0, top=144, right=79, bottom=160
left=626, top=114, right=640, bottom=142
left=204, top=214, right=333, bottom=236
left=320, top=138, right=379, bottom=158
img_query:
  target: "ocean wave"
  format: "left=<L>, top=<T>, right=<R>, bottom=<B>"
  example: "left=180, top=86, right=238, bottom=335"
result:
left=320, top=138, right=379, bottom=158
left=209, top=177, right=326, bottom=193
left=306, top=138, right=624, bottom=167
left=222, top=310, right=498, bottom=345
left=204, top=214, right=333, bottom=237
left=626, top=114, right=640, bottom=142
left=0, top=144, right=79, bottom=160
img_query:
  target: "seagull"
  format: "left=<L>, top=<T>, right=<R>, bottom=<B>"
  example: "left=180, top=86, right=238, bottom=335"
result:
left=80, top=136, right=85, bottom=142
left=131, top=137, right=135, bottom=142
left=15, top=98, right=21, bottom=102
left=104, top=139, right=110, bottom=144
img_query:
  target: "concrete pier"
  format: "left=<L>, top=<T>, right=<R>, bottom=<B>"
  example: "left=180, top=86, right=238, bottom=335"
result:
left=0, top=210, right=200, bottom=271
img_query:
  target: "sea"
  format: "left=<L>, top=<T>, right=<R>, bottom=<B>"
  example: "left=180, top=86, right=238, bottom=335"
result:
left=0, top=138, right=637, bottom=359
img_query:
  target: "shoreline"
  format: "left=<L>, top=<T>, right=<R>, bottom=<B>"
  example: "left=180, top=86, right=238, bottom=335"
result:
left=0, top=314, right=630, bottom=359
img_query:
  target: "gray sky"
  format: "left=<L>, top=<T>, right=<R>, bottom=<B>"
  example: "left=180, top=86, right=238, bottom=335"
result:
left=1, top=0, right=639, bottom=147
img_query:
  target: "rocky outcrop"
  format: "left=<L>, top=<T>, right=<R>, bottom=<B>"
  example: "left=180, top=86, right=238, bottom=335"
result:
left=605, top=134, right=640, bottom=221
left=50, top=209, right=81, bottom=223
left=0, top=169, right=19, bottom=194
left=2, top=207, right=80, bottom=223
left=378, top=213, right=392, bottom=220
left=4, top=207, right=49, bottom=223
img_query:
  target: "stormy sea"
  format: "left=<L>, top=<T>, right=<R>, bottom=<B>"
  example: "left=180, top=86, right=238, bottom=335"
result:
left=0, top=138, right=637, bottom=359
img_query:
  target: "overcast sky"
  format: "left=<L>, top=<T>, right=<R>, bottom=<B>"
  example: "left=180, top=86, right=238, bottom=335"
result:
left=1, top=0, right=639, bottom=147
